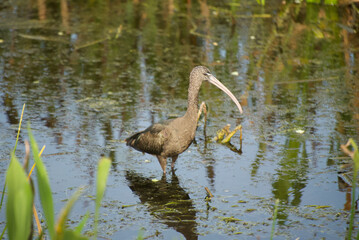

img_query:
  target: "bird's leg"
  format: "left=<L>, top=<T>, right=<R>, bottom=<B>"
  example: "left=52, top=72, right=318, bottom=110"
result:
left=156, top=156, right=167, bottom=174
left=171, top=155, right=178, bottom=169
left=197, top=101, right=207, bottom=141
left=197, top=101, right=207, bottom=128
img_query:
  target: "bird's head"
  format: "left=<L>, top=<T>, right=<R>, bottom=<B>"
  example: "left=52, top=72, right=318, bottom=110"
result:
left=190, top=66, right=243, bottom=114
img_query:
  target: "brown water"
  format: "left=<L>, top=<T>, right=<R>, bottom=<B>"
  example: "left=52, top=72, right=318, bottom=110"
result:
left=1, top=0, right=359, bottom=239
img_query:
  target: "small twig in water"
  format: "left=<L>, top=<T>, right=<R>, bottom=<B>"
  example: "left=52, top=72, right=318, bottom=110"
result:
left=205, top=187, right=214, bottom=199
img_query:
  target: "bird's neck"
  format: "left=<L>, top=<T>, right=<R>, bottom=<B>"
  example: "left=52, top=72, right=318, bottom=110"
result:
left=184, top=83, right=199, bottom=122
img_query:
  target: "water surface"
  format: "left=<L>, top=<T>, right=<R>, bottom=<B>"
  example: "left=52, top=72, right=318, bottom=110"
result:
left=0, top=0, right=359, bottom=239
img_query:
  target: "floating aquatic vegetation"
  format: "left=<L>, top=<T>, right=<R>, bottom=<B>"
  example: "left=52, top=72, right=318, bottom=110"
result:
left=218, top=216, right=241, bottom=223
left=212, top=124, right=242, bottom=144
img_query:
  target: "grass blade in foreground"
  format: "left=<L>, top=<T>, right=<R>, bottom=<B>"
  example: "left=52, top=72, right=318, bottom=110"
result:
left=55, top=188, right=89, bottom=239
left=6, top=153, right=33, bottom=240
left=1, top=103, right=25, bottom=214
left=28, top=124, right=55, bottom=239
left=0, top=180, right=5, bottom=215
left=74, top=211, right=90, bottom=234
left=56, top=189, right=83, bottom=235
left=13, top=103, right=25, bottom=154
left=94, top=158, right=111, bottom=239
left=341, top=138, right=359, bottom=239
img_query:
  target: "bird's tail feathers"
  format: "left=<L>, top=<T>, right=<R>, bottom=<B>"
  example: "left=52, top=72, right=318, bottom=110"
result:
left=125, top=132, right=142, bottom=146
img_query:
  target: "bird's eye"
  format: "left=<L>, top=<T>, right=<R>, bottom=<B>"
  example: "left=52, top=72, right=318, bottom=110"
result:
left=203, top=72, right=211, bottom=76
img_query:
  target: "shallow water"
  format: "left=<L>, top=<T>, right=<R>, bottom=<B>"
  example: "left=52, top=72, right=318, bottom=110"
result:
left=1, top=0, right=359, bottom=239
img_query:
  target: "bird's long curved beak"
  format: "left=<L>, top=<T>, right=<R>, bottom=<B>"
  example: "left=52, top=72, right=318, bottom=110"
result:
left=208, top=75, right=243, bottom=114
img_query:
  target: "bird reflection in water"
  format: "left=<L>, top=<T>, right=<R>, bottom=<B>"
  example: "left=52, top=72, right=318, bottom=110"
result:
left=125, top=170, right=198, bottom=240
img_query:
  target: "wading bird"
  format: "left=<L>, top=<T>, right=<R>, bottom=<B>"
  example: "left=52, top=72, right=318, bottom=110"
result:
left=126, top=66, right=243, bottom=174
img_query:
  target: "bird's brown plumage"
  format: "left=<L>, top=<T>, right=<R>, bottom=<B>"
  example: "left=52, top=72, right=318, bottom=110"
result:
left=126, top=66, right=243, bottom=174
left=126, top=120, right=171, bottom=155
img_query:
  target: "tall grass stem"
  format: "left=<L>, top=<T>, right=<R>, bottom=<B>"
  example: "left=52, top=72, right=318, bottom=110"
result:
left=13, top=103, right=25, bottom=154
left=0, top=225, right=6, bottom=240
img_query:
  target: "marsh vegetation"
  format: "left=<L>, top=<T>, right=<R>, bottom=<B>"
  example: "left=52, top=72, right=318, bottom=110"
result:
left=0, top=0, right=359, bottom=239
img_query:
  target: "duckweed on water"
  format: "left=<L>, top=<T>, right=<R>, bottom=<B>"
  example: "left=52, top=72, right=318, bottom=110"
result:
left=245, top=209, right=257, bottom=213
left=305, top=205, right=331, bottom=209
left=218, top=216, right=242, bottom=223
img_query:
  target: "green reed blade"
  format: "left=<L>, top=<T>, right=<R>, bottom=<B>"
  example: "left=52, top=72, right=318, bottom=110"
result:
left=94, top=157, right=111, bottom=239
left=28, top=124, right=55, bottom=239
left=56, top=188, right=83, bottom=236
left=74, top=211, right=90, bottom=234
left=6, top=153, right=33, bottom=240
